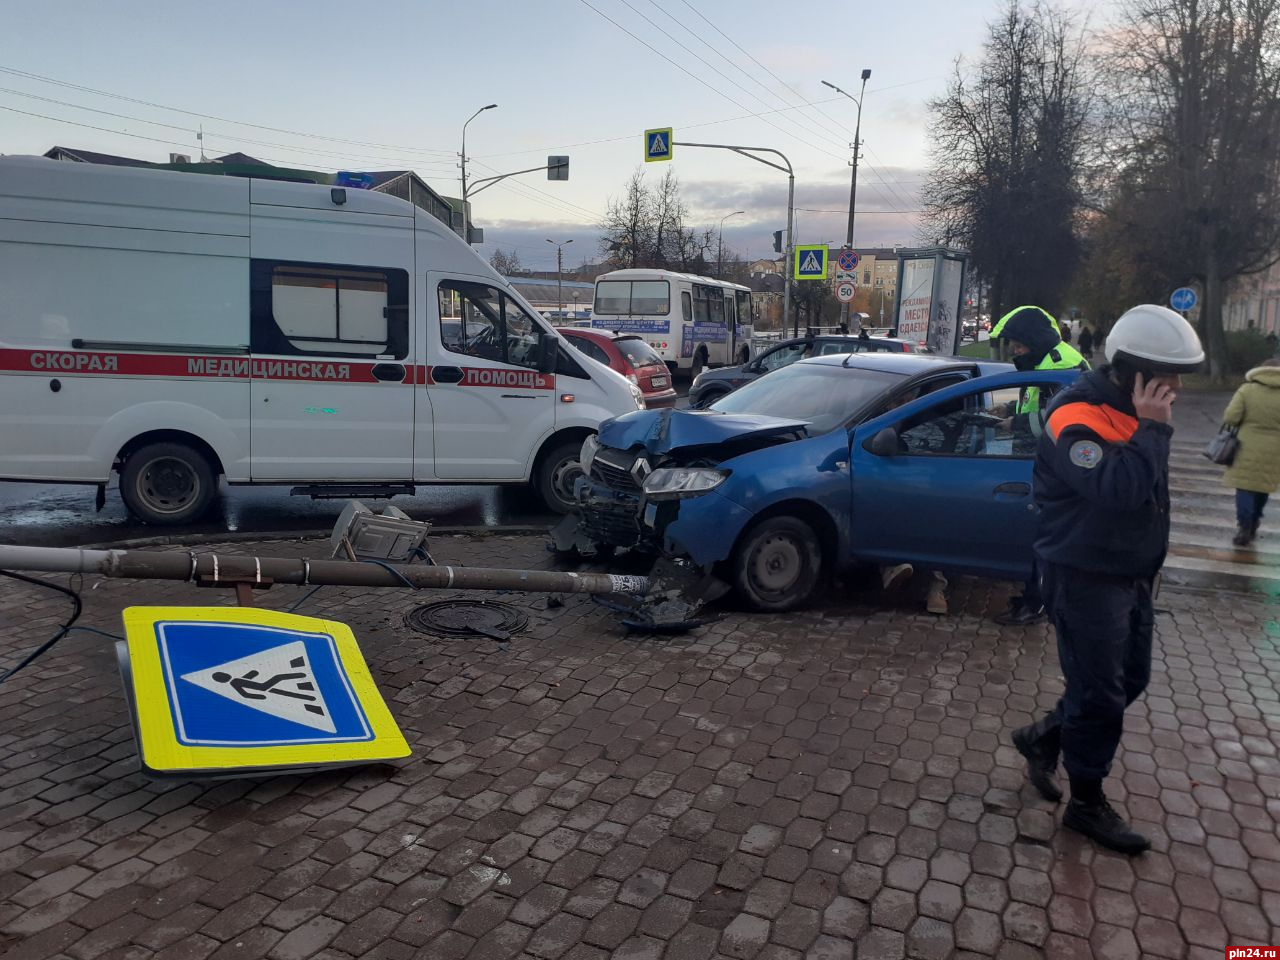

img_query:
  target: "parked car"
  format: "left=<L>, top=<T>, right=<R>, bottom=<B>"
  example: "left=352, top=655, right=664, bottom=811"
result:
left=689, top=334, right=931, bottom=407
left=558, top=328, right=678, bottom=408
left=569, top=353, right=1084, bottom=611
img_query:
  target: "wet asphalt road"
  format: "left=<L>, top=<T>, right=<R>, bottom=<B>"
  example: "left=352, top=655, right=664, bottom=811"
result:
left=0, top=478, right=559, bottom=548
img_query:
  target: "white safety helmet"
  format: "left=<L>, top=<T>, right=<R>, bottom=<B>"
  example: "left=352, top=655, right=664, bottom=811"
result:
left=1105, top=304, right=1205, bottom=373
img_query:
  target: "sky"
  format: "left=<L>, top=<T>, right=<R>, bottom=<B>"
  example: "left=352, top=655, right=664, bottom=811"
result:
left=1, top=0, right=1102, bottom=271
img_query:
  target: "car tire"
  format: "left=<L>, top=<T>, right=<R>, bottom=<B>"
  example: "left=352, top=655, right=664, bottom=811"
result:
left=536, top=439, right=588, bottom=514
left=694, top=388, right=728, bottom=409
left=119, top=441, right=217, bottom=526
left=732, top=515, right=825, bottom=612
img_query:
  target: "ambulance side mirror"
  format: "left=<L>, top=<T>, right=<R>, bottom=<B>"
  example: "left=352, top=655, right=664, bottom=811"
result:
left=537, top=336, right=561, bottom=374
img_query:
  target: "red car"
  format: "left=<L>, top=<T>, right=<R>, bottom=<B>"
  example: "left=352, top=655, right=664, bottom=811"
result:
left=557, top=328, right=678, bottom=408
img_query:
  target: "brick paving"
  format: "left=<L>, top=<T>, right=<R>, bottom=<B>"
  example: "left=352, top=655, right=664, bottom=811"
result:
left=0, top=532, right=1278, bottom=959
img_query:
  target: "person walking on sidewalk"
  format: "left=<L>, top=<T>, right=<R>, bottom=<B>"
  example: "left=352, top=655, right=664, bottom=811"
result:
left=990, top=305, right=1090, bottom=625
left=1221, top=359, right=1280, bottom=546
left=1011, top=303, right=1204, bottom=855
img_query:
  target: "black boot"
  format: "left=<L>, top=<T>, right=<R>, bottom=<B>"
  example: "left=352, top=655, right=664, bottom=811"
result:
left=1233, top=524, right=1252, bottom=547
left=1012, top=724, right=1063, bottom=802
left=1063, top=779, right=1150, bottom=855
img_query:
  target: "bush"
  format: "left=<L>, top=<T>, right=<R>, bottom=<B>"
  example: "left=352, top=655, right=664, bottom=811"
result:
left=1225, top=330, right=1276, bottom=374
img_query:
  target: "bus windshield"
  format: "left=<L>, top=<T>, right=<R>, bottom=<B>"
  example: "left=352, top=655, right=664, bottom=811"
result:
left=594, top=280, right=670, bottom=316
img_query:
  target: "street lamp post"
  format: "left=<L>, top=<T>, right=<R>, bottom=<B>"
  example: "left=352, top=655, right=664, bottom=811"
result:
left=460, top=104, right=498, bottom=244
left=546, top=238, right=574, bottom=318
left=717, top=210, right=745, bottom=279
left=572, top=290, right=581, bottom=319
left=822, top=71, right=871, bottom=332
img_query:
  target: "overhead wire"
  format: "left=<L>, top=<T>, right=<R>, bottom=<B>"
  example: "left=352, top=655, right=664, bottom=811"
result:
left=623, top=0, right=850, bottom=153
left=0, top=64, right=456, bottom=156
left=574, top=0, right=847, bottom=163
left=0, top=86, right=458, bottom=173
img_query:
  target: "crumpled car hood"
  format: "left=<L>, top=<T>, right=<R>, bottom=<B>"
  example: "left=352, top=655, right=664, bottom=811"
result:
left=598, top=407, right=809, bottom=454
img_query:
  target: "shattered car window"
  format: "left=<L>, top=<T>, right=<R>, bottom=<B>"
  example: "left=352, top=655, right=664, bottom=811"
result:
left=711, top=363, right=905, bottom=433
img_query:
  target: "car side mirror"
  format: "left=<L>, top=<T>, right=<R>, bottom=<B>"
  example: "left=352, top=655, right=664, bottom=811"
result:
left=537, top=337, right=560, bottom=374
left=866, top=426, right=899, bottom=457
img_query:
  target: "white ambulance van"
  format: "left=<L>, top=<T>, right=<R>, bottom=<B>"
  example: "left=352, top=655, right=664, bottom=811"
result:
left=0, top=156, right=642, bottom=523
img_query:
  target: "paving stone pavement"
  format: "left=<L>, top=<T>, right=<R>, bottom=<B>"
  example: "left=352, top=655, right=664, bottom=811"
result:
left=0, top=532, right=1278, bottom=960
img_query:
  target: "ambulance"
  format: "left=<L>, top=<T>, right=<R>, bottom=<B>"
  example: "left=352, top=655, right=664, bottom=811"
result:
left=0, top=156, right=643, bottom=523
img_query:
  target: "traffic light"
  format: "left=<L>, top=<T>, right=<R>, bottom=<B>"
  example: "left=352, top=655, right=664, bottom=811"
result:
left=772, top=230, right=783, bottom=253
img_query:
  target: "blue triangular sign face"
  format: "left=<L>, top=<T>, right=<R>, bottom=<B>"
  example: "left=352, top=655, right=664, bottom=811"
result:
left=648, top=133, right=667, bottom=156
left=801, top=251, right=822, bottom=273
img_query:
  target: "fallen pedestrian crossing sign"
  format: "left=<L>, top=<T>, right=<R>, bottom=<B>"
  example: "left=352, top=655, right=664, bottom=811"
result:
left=118, top=606, right=410, bottom=778
left=794, top=244, right=829, bottom=280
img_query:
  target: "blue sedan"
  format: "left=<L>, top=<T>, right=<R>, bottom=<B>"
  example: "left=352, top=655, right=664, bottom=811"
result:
left=570, top=353, right=1083, bottom=611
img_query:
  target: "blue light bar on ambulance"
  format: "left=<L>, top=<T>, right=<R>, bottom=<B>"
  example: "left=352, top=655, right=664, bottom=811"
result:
left=335, top=171, right=375, bottom=189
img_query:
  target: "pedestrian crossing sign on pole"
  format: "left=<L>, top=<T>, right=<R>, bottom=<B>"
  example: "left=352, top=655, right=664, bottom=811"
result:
left=644, top=127, right=673, bottom=162
left=794, top=244, right=829, bottom=281
left=118, top=606, right=410, bottom=778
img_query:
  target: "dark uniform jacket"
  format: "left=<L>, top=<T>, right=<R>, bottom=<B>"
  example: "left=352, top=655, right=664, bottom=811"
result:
left=1032, top=368, right=1173, bottom=579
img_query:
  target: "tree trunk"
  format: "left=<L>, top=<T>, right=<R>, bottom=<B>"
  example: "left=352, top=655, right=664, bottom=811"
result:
left=1204, top=252, right=1227, bottom=383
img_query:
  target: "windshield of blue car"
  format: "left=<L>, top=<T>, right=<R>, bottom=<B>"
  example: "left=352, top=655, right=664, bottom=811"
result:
left=710, top=363, right=906, bottom=433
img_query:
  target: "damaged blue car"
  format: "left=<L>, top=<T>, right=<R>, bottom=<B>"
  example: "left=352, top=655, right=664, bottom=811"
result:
left=559, top=352, right=1083, bottom=612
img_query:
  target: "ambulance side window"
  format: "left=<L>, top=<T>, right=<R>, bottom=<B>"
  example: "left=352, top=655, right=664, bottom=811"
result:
left=437, top=280, right=547, bottom=370
left=251, top=260, right=408, bottom=359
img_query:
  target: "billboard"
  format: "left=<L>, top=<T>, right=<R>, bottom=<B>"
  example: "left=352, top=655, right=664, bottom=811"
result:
left=893, top=248, right=969, bottom=355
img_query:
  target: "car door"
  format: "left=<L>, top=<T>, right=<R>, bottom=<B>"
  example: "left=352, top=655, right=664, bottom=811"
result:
left=847, top=376, right=1065, bottom=578
left=755, top=340, right=812, bottom=375
left=427, top=274, right=556, bottom=479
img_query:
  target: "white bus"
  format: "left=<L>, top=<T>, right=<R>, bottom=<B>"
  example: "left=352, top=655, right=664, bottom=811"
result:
left=591, top=269, right=755, bottom=375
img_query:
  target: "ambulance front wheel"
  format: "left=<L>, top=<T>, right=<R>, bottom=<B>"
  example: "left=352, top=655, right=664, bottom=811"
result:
left=536, top=439, right=586, bottom=514
left=119, top=441, right=217, bottom=525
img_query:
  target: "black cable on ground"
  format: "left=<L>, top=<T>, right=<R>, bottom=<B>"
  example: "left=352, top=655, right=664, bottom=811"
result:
left=0, top=569, right=82, bottom=684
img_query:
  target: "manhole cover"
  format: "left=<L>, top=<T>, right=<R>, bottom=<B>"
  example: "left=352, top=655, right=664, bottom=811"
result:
left=405, top=600, right=529, bottom=641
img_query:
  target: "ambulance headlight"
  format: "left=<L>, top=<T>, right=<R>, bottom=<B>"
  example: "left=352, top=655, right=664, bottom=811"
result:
left=579, top=434, right=600, bottom=474
left=642, top=467, right=728, bottom=499
left=629, top=382, right=645, bottom=409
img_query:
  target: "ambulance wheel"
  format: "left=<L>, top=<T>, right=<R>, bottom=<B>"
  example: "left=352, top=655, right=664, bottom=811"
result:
left=120, top=442, right=216, bottom=525
left=537, top=439, right=586, bottom=514
left=732, top=515, right=825, bottom=612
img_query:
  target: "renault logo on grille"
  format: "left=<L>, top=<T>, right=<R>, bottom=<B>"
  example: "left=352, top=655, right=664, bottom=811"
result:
left=630, top=457, right=653, bottom=485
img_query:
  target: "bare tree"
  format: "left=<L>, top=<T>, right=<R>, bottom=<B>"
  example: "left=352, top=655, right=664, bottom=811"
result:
left=488, top=248, right=525, bottom=276
left=599, top=169, right=654, bottom=269
left=921, top=1, right=1094, bottom=323
left=1096, top=0, right=1280, bottom=380
left=598, top=169, right=712, bottom=272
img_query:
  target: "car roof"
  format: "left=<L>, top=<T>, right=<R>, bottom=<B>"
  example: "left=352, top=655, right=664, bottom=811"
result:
left=557, top=327, right=612, bottom=344
left=799, top=352, right=990, bottom=376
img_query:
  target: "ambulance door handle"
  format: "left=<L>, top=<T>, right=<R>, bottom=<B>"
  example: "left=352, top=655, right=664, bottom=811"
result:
left=432, top=366, right=464, bottom=384
left=371, top=363, right=406, bottom=383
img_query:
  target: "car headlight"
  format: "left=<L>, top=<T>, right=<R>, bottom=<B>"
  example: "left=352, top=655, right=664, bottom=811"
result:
left=629, top=382, right=645, bottom=409
left=642, top=467, right=728, bottom=499
left=580, top=434, right=600, bottom=473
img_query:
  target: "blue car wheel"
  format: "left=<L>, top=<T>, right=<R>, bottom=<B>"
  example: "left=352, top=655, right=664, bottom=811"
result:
left=732, top=515, right=825, bottom=612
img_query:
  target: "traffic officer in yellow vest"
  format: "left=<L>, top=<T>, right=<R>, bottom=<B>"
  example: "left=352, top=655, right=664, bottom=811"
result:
left=1013, top=304, right=1203, bottom=854
left=991, top=306, right=1090, bottom=625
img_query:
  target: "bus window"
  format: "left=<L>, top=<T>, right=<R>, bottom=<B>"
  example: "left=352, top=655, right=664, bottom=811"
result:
left=593, top=280, right=670, bottom=315
left=692, top=284, right=725, bottom=325
left=736, top=291, right=754, bottom=324
left=682, top=291, right=692, bottom=321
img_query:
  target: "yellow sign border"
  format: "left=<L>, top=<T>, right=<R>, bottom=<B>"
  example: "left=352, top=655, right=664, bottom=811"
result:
left=794, top=244, right=830, bottom=280
left=644, top=127, right=674, bottom=163
left=122, top=605, right=410, bottom=774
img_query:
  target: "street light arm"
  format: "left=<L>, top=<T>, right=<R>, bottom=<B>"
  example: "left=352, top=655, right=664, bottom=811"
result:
left=467, top=162, right=562, bottom=197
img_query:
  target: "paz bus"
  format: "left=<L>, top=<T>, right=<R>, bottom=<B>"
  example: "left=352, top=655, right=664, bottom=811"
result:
left=591, top=269, right=755, bottom=376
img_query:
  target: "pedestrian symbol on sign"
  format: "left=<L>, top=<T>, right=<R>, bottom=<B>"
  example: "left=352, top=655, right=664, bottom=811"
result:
left=183, top=640, right=335, bottom=732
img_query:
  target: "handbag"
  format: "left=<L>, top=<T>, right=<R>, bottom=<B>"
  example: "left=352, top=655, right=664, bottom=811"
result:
left=1204, top=425, right=1240, bottom=465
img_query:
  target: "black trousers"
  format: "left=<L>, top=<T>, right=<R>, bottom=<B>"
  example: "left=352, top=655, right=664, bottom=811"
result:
left=1025, top=561, right=1154, bottom=782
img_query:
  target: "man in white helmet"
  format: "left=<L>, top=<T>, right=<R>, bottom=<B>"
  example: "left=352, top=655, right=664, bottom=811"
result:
left=1010, top=303, right=1204, bottom=855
